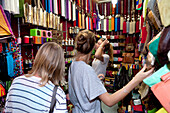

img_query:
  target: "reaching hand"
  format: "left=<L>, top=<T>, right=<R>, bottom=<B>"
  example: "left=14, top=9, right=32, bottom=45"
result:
left=134, top=64, right=154, bottom=83
left=97, top=74, right=105, bottom=80
left=101, top=39, right=109, bottom=47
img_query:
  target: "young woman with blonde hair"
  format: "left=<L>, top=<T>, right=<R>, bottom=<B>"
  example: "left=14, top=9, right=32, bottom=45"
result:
left=92, top=38, right=114, bottom=81
left=68, top=30, right=154, bottom=113
left=5, top=42, right=67, bottom=113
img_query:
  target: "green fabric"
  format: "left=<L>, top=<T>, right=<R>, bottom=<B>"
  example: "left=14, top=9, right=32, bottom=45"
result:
left=143, top=64, right=170, bottom=87
left=149, top=36, right=161, bottom=64
left=109, top=19, right=111, bottom=31
left=110, top=3, right=112, bottom=15
left=148, top=108, right=157, bottom=113
left=14, top=0, right=25, bottom=17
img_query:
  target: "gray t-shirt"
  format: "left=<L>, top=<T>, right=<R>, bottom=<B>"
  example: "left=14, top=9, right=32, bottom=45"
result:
left=92, top=54, right=110, bottom=76
left=68, top=61, right=107, bottom=113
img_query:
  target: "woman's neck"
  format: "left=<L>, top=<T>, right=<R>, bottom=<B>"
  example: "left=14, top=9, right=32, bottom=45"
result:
left=75, top=52, right=90, bottom=64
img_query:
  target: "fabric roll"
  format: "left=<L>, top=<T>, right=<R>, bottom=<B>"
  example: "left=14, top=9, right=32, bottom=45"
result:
left=120, top=16, right=124, bottom=30
left=111, top=16, right=115, bottom=31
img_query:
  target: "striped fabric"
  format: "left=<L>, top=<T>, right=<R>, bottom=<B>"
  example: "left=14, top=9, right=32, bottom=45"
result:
left=5, top=75, right=67, bottom=113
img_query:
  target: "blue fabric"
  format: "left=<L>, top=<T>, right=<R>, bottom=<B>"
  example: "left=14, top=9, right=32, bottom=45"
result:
left=6, top=53, right=14, bottom=77
left=117, top=17, right=120, bottom=31
left=115, top=17, right=117, bottom=32
left=76, top=9, right=78, bottom=26
left=47, top=0, right=50, bottom=13
left=45, top=0, right=48, bottom=11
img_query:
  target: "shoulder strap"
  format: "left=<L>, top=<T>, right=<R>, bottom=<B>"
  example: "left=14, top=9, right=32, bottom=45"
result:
left=49, top=85, right=58, bottom=113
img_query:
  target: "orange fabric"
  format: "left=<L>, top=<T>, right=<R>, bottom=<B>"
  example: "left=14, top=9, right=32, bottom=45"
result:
left=91, top=18, right=93, bottom=30
left=111, top=16, right=115, bottom=30
left=78, top=12, right=82, bottom=29
left=112, top=4, right=115, bottom=15
left=0, top=84, right=6, bottom=97
left=151, top=72, right=170, bottom=113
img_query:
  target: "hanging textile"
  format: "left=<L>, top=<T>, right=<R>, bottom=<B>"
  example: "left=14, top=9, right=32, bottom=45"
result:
left=117, top=16, right=120, bottom=31
left=72, top=1, right=76, bottom=21
left=82, top=13, right=85, bottom=29
left=88, top=16, right=90, bottom=30
left=14, top=0, right=25, bottom=17
left=90, top=18, right=93, bottom=30
left=111, top=16, right=115, bottom=31
left=93, top=14, right=97, bottom=30
left=86, top=16, right=88, bottom=29
left=104, top=18, right=107, bottom=32
left=66, top=0, right=69, bottom=19
left=53, top=0, right=58, bottom=14
left=2, top=0, right=20, bottom=14
left=50, top=0, right=53, bottom=12
left=61, top=0, right=65, bottom=17
left=69, top=0, right=71, bottom=20
left=120, top=16, right=123, bottom=30
left=109, top=17, right=111, bottom=32
left=123, top=19, right=127, bottom=33
left=106, top=18, right=109, bottom=31
left=115, top=16, right=117, bottom=32
left=0, top=5, right=14, bottom=36
left=58, top=0, right=61, bottom=15
left=101, top=19, right=104, bottom=31
left=78, top=11, right=82, bottom=28
left=136, top=18, right=140, bottom=33
left=76, top=9, right=78, bottom=26
left=47, top=0, right=50, bottom=13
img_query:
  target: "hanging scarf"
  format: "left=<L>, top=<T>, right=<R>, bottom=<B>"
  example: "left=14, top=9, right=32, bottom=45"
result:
left=78, top=11, right=82, bottom=28
left=109, top=17, right=111, bottom=31
left=104, top=18, right=107, bottom=32
left=66, top=0, right=69, bottom=19
left=50, top=0, right=52, bottom=12
left=76, top=9, right=78, bottom=26
left=123, top=19, right=127, bottom=33
left=120, top=16, right=123, bottom=30
left=69, top=0, right=71, bottom=20
left=90, top=18, right=93, bottom=30
left=61, top=0, right=65, bottom=17
left=101, top=19, right=104, bottom=31
left=86, top=16, right=88, bottom=29
left=115, top=16, right=118, bottom=32
left=72, top=1, right=76, bottom=21
left=106, top=18, right=109, bottom=31
left=58, top=0, right=61, bottom=15
left=53, top=0, right=58, bottom=14
left=117, top=15, right=120, bottom=31
left=136, top=18, right=140, bottom=33
left=82, top=13, right=85, bottom=29
left=111, top=16, right=115, bottom=31
left=88, top=16, right=91, bottom=29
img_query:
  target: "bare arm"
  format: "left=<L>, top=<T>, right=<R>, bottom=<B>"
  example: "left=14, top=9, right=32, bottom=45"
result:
left=95, top=39, right=109, bottom=62
left=99, top=65, right=154, bottom=107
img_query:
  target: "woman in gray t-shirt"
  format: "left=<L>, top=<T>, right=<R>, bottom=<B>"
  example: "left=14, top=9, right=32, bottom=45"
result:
left=92, top=38, right=113, bottom=81
left=68, top=30, right=154, bottom=113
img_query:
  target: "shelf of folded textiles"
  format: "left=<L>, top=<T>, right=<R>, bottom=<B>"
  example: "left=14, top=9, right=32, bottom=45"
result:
left=21, top=43, right=42, bottom=46
left=62, top=45, right=74, bottom=47
left=64, top=55, right=75, bottom=58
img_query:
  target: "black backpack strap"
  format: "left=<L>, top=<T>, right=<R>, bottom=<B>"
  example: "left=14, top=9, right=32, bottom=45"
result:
left=49, top=85, right=58, bottom=113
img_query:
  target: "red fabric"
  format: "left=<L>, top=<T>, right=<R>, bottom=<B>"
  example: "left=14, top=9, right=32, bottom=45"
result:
left=141, top=14, right=144, bottom=28
left=151, top=72, right=170, bottom=112
left=0, top=43, right=2, bottom=53
left=73, top=20, right=76, bottom=27
left=124, top=0, right=127, bottom=16
left=132, top=105, right=143, bottom=111
left=123, top=21, right=127, bottom=33
left=42, top=0, right=45, bottom=9
left=141, top=27, right=147, bottom=43
left=91, top=18, right=93, bottom=30
left=136, top=20, right=140, bottom=33
left=58, top=0, right=61, bottom=15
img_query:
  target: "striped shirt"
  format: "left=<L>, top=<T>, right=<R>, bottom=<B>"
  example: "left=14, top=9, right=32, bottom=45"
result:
left=5, top=75, right=68, bottom=113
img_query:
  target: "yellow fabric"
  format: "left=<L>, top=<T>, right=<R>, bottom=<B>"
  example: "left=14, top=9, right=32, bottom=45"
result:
left=0, top=9, right=12, bottom=36
left=156, top=108, right=168, bottom=113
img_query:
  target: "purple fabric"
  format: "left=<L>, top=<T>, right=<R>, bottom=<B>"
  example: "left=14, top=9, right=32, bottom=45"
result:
left=66, top=0, right=69, bottom=19
left=117, top=17, right=120, bottom=31
left=106, top=19, right=109, bottom=31
left=107, top=3, right=110, bottom=16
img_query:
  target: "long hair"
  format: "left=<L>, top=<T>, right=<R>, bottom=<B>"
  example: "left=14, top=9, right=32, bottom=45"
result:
left=26, top=42, right=65, bottom=86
